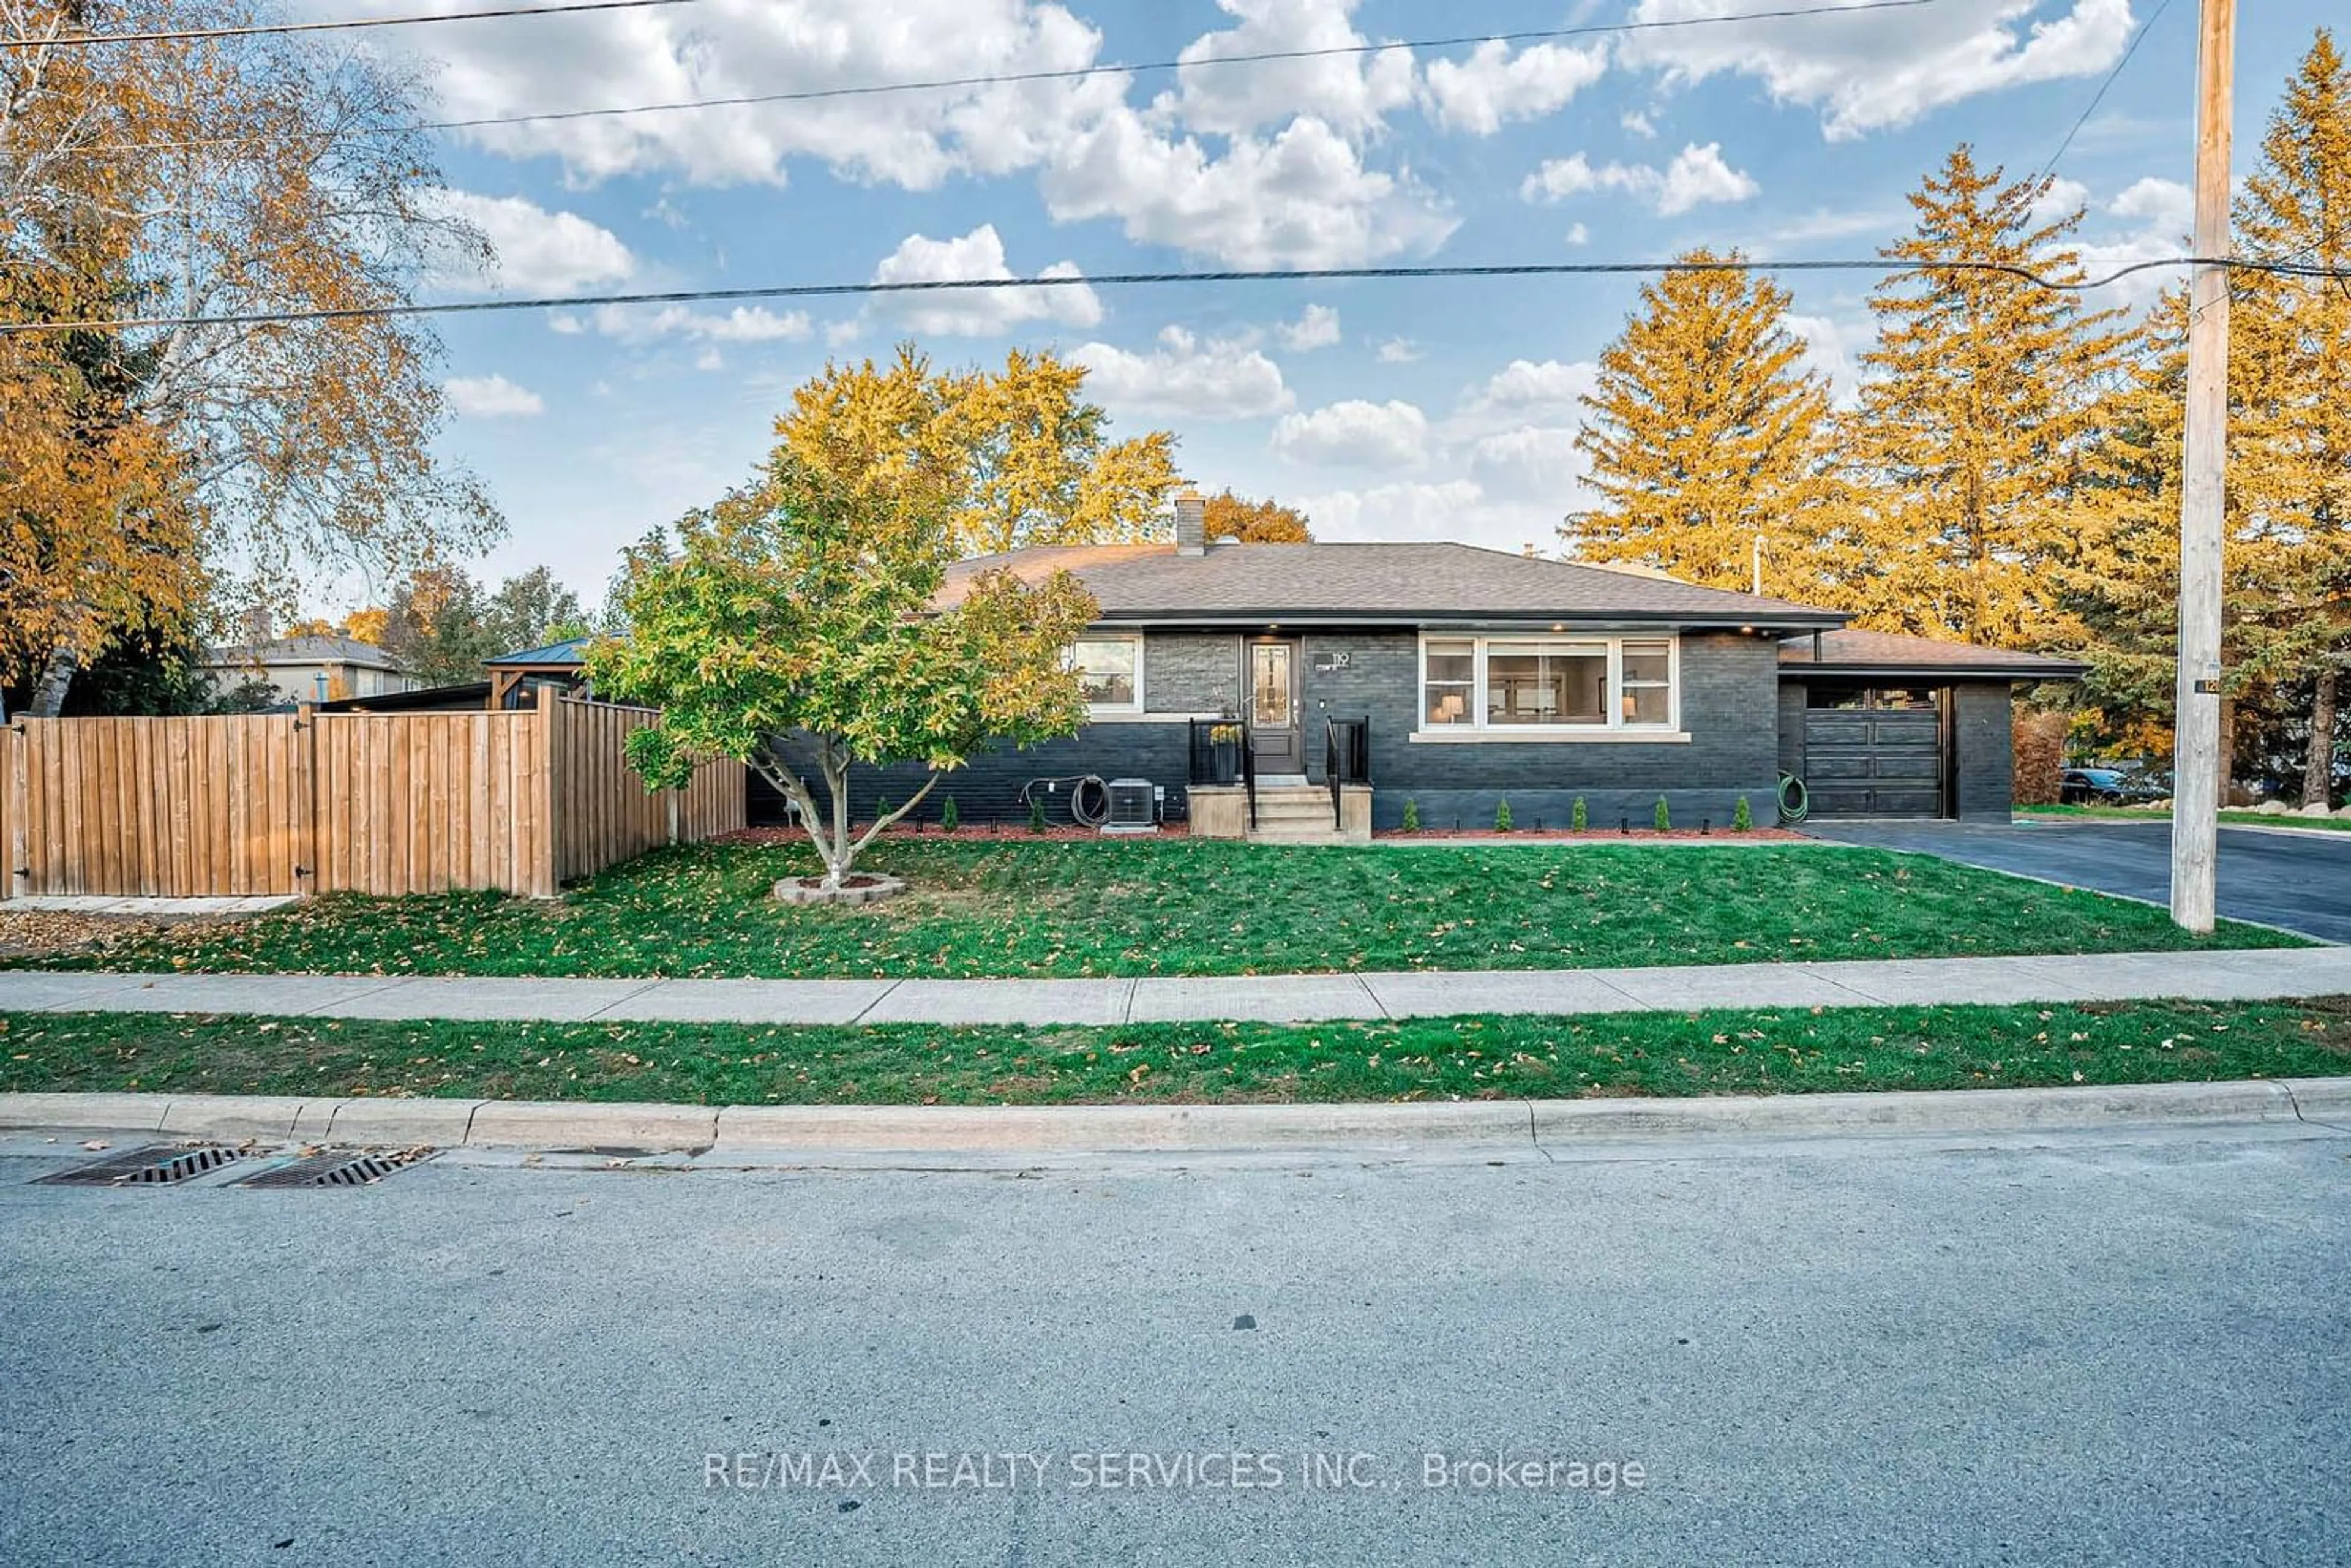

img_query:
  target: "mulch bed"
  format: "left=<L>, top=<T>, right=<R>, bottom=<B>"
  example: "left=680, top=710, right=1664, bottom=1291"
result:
left=713, top=822, right=1191, bottom=847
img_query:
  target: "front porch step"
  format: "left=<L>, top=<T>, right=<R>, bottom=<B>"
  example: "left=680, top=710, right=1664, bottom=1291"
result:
left=1224, top=783, right=1373, bottom=845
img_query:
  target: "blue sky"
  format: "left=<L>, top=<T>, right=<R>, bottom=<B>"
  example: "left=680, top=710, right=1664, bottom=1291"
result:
left=314, top=0, right=2337, bottom=610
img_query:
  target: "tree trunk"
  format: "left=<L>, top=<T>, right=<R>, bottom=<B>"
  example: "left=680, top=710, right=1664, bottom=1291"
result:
left=27, top=642, right=78, bottom=718
left=2306, top=667, right=2341, bottom=810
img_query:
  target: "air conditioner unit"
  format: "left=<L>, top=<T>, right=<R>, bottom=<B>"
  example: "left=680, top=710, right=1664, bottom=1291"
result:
left=1102, top=777, right=1158, bottom=834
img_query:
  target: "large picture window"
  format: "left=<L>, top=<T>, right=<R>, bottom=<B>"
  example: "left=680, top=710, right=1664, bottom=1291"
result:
left=1417, top=635, right=1680, bottom=736
left=1069, top=636, right=1142, bottom=712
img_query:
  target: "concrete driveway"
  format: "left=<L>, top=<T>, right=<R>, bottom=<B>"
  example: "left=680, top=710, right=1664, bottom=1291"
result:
left=1806, top=817, right=2351, bottom=942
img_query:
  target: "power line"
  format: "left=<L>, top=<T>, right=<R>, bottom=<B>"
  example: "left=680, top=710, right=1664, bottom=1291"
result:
left=68, top=0, right=1939, bottom=155
left=6, top=253, right=2341, bottom=337
left=1, top=0, right=702, bottom=50
left=2030, top=0, right=2178, bottom=189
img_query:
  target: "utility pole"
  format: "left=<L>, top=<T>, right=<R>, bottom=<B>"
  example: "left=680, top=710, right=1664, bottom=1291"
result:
left=1752, top=534, right=1764, bottom=596
left=2171, top=0, right=2235, bottom=934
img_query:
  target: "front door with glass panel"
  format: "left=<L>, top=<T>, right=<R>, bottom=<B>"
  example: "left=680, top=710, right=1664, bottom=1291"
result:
left=1248, top=640, right=1302, bottom=775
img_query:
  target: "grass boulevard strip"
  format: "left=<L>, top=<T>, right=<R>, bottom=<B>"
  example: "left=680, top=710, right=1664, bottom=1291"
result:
left=3, top=998, right=2345, bottom=1106
left=4, top=841, right=2301, bottom=981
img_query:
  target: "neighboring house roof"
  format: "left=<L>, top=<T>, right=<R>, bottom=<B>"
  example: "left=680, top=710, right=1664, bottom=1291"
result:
left=486, top=636, right=592, bottom=668
left=203, top=635, right=403, bottom=672
left=937, top=542, right=1846, bottom=629
left=1779, top=629, right=2091, bottom=680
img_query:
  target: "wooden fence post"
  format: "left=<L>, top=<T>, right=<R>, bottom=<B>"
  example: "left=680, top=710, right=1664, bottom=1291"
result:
left=293, top=705, right=318, bottom=900
left=1, top=722, right=21, bottom=901
left=534, top=686, right=561, bottom=898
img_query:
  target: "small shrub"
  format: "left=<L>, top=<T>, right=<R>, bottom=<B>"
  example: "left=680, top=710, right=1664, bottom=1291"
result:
left=1027, top=794, right=1047, bottom=834
left=941, top=795, right=960, bottom=833
left=1571, top=796, right=1588, bottom=832
left=1401, top=797, right=1420, bottom=832
left=1733, top=795, right=1752, bottom=832
left=1654, top=796, right=1672, bottom=832
left=1494, top=798, right=1513, bottom=833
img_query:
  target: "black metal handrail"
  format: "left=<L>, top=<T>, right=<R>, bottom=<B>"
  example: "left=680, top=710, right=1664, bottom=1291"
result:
left=1186, top=716, right=1258, bottom=831
left=1323, top=715, right=1370, bottom=829
left=1241, top=713, right=1256, bottom=831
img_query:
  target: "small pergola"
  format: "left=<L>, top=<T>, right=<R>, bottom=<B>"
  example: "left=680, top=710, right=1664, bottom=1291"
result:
left=485, top=636, right=593, bottom=710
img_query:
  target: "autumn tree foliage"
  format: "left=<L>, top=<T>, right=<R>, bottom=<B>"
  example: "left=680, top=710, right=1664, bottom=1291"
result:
left=1831, top=147, right=2134, bottom=647
left=2233, top=29, right=2351, bottom=805
left=592, top=350, right=1100, bottom=891
left=944, top=348, right=1180, bottom=556
left=1202, top=489, right=1313, bottom=542
left=1559, top=250, right=1837, bottom=595
left=2, top=0, right=500, bottom=713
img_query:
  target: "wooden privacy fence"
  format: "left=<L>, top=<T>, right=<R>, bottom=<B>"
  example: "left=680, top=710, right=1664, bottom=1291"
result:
left=1, top=690, right=743, bottom=901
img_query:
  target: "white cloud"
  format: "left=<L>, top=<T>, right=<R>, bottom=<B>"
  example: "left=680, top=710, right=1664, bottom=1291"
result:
left=1565, top=222, right=1591, bottom=246
left=1467, top=425, right=1588, bottom=503
left=1422, top=39, right=1608, bottom=136
left=429, top=190, right=636, bottom=294
left=1040, top=110, right=1457, bottom=268
left=2110, top=176, right=2192, bottom=234
left=1621, top=110, right=1657, bottom=138
left=444, top=373, right=546, bottom=418
left=583, top=303, right=814, bottom=345
left=1278, top=304, right=1342, bottom=351
left=1460, top=358, right=1600, bottom=418
left=1375, top=339, right=1422, bottom=364
left=694, top=347, right=726, bottom=373
left=1783, top=312, right=1867, bottom=405
left=869, top=225, right=1101, bottom=337
left=1071, top=326, right=1294, bottom=420
left=1272, top=399, right=1431, bottom=470
left=1292, top=479, right=1490, bottom=541
left=1655, top=143, right=1760, bottom=215
left=1157, top=0, right=1417, bottom=138
left=421, top=0, right=1116, bottom=190
left=1619, top=0, right=2134, bottom=141
left=2028, top=175, right=2093, bottom=227
left=1520, top=142, right=1757, bottom=215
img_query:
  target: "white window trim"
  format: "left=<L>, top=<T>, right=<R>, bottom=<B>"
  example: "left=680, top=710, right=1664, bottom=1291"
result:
left=1070, top=632, right=1145, bottom=716
left=1411, top=632, right=1687, bottom=742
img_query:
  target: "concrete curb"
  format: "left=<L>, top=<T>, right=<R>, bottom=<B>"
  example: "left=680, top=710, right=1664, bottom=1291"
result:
left=1, top=1077, right=2345, bottom=1155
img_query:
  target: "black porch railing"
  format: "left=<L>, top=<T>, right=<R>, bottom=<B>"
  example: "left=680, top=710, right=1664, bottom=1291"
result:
left=1187, top=716, right=1258, bottom=831
left=1323, top=715, right=1371, bottom=830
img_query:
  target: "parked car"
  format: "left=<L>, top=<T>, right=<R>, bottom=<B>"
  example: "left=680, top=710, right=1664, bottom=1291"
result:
left=2060, top=767, right=2162, bottom=805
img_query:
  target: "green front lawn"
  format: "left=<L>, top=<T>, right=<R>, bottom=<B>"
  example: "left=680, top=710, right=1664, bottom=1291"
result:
left=2, top=998, right=2344, bottom=1104
left=2021, top=804, right=2351, bottom=832
left=14, top=839, right=2299, bottom=981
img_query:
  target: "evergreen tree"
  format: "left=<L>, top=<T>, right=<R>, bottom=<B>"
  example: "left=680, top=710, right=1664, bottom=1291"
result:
left=1835, top=147, right=2134, bottom=647
left=2232, top=29, right=2351, bottom=805
left=1562, top=249, right=1839, bottom=595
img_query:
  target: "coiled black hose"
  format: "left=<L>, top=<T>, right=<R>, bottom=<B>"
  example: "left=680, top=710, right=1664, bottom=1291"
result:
left=1021, top=775, right=1111, bottom=827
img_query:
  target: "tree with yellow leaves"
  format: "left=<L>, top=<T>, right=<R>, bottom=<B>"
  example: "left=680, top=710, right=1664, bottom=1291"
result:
left=3, top=0, right=501, bottom=713
left=2231, top=29, right=2351, bottom=805
left=1201, top=489, right=1313, bottom=542
left=1559, top=249, right=1840, bottom=597
left=1834, top=147, right=2134, bottom=648
left=938, top=348, right=1179, bottom=556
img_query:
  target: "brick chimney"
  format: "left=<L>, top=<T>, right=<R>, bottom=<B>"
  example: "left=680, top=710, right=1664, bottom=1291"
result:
left=1175, top=486, right=1207, bottom=557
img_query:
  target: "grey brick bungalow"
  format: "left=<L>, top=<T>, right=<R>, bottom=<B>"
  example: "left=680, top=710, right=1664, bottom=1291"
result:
left=765, top=491, right=2085, bottom=840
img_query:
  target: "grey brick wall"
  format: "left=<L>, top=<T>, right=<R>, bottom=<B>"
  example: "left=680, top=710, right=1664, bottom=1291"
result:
left=1298, top=629, right=1780, bottom=830
left=1777, top=681, right=1808, bottom=778
left=1144, top=632, right=1242, bottom=715
left=762, top=627, right=1790, bottom=831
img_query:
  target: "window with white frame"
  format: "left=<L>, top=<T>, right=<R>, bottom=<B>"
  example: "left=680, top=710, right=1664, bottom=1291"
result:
left=1418, top=635, right=1679, bottom=733
left=1069, top=635, right=1142, bottom=712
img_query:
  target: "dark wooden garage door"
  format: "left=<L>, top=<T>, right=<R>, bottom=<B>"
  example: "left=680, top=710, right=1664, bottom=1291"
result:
left=1803, top=687, right=1949, bottom=818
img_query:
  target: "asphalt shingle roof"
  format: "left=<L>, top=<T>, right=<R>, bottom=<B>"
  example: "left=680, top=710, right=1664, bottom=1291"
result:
left=1779, top=629, right=2090, bottom=678
left=936, top=542, right=1846, bottom=627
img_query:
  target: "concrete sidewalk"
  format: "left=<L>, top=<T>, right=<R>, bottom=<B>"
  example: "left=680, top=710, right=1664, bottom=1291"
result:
left=2, top=945, right=2348, bottom=1026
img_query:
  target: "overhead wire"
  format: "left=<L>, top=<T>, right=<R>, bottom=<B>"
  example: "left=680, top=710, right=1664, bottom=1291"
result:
left=6, top=254, right=2346, bottom=337
left=0, top=0, right=703, bottom=50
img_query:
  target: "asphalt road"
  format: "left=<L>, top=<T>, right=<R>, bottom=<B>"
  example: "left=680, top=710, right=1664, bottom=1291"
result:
left=2, top=1125, right=2347, bottom=1567
left=1806, top=819, right=2351, bottom=943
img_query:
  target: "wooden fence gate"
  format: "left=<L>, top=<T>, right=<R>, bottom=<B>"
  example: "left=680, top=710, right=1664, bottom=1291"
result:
left=1, top=691, right=743, bottom=901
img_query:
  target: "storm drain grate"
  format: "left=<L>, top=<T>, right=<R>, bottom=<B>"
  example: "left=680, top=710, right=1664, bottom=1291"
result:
left=236, top=1149, right=432, bottom=1188
left=36, top=1144, right=244, bottom=1187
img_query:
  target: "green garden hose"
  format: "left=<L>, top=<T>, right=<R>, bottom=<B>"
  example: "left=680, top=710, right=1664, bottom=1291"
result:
left=1776, top=771, right=1810, bottom=825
